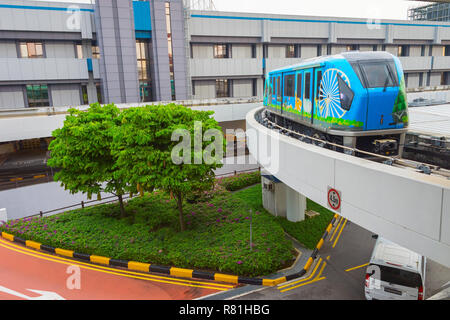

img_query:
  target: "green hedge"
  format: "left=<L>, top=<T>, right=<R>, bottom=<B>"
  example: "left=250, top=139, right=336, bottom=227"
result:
left=217, top=171, right=261, bottom=191
left=0, top=187, right=293, bottom=277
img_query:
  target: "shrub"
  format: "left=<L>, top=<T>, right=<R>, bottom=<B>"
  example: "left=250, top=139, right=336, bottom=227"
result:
left=217, top=171, right=261, bottom=191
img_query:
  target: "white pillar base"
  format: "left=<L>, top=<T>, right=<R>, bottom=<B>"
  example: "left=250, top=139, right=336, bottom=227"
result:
left=286, top=186, right=306, bottom=222
left=0, top=208, right=7, bottom=223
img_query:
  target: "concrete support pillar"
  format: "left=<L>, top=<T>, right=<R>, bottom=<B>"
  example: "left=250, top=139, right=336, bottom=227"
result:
left=286, top=186, right=306, bottom=222
left=0, top=208, right=7, bottom=223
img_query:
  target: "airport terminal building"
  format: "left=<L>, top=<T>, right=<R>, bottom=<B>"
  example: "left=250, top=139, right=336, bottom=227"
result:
left=2, top=0, right=450, bottom=109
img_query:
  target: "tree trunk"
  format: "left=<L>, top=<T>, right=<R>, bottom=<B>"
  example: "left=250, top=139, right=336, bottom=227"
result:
left=118, top=194, right=126, bottom=218
left=176, top=193, right=185, bottom=232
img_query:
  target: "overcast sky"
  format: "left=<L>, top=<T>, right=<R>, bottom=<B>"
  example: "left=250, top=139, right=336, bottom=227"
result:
left=32, top=0, right=432, bottom=20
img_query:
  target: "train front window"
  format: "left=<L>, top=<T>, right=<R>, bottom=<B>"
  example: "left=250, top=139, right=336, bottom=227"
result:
left=359, top=62, right=397, bottom=88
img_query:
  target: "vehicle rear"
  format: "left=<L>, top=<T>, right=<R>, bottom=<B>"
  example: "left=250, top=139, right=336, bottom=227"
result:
left=365, top=237, right=425, bottom=300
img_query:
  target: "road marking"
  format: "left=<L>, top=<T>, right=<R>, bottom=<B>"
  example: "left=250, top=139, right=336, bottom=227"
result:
left=0, top=238, right=232, bottom=288
left=345, top=263, right=369, bottom=272
left=332, top=218, right=347, bottom=248
left=329, top=216, right=342, bottom=242
left=0, top=285, right=65, bottom=300
left=0, top=239, right=232, bottom=291
left=280, top=277, right=326, bottom=293
left=278, top=258, right=323, bottom=290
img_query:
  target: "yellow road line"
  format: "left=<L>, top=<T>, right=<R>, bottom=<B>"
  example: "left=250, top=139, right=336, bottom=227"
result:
left=280, top=277, right=326, bottom=293
left=332, top=218, right=347, bottom=248
left=0, top=238, right=232, bottom=290
left=278, top=258, right=322, bottom=289
left=329, top=216, right=342, bottom=242
left=316, top=260, right=327, bottom=278
left=345, top=263, right=369, bottom=272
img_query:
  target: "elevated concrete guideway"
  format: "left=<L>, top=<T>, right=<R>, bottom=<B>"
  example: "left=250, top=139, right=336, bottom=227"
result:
left=246, top=107, right=450, bottom=268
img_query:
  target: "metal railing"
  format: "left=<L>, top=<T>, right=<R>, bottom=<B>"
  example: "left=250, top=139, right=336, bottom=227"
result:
left=17, top=167, right=261, bottom=220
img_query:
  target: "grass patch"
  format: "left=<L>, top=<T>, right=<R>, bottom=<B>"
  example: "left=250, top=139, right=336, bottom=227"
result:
left=217, top=171, right=261, bottom=191
left=0, top=185, right=294, bottom=277
left=235, top=184, right=334, bottom=250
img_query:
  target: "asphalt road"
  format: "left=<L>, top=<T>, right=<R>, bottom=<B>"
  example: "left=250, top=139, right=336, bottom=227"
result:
left=234, top=218, right=450, bottom=300
left=0, top=237, right=235, bottom=300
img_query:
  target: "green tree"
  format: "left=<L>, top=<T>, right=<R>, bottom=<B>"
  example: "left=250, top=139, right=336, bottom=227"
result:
left=48, top=103, right=129, bottom=217
left=112, top=104, right=225, bottom=231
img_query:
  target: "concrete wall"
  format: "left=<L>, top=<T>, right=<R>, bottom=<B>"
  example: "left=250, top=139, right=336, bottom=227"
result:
left=0, top=58, right=89, bottom=82
left=233, top=79, right=253, bottom=97
left=193, top=80, right=215, bottom=99
left=50, top=84, right=81, bottom=107
left=0, top=40, right=17, bottom=58
left=0, top=86, right=25, bottom=109
left=0, top=0, right=95, bottom=37
left=45, top=41, right=77, bottom=59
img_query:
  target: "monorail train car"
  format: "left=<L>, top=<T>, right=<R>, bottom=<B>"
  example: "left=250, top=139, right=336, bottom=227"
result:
left=263, top=51, right=409, bottom=156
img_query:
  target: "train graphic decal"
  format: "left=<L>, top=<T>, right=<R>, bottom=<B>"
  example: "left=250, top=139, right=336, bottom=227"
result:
left=263, top=51, right=409, bottom=156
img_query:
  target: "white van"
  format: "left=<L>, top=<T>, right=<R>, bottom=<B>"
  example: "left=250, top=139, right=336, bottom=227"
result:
left=365, top=236, right=426, bottom=300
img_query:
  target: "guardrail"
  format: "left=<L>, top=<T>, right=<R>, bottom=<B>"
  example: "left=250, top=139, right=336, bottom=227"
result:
left=15, top=167, right=261, bottom=220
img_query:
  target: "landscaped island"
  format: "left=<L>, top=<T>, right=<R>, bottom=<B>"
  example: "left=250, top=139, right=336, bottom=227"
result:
left=0, top=173, right=334, bottom=277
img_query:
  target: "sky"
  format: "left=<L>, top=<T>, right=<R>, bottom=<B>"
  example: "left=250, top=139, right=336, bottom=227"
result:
left=32, top=0, right=432, bottom=20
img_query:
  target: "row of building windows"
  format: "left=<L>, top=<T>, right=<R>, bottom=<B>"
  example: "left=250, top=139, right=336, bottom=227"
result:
left=22, top=83, right=103, bottom=108
left=190, top=43, right=450, bottom=60
left=192, top=79, right=258, bottom=98
left=14, top=41, right=100, bottom=59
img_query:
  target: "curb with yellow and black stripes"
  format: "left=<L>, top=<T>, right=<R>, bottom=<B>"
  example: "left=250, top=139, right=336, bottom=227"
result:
left=0, top=214, right=339, bottom=287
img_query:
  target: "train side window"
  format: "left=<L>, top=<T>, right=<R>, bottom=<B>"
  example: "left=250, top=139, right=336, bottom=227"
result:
left=296, top=73, right=302, bottom=98
left=304, top=73, right=311, bottom=100
left=276, top=76, right=281, bottom=100
left=316, top=70, right=322, bottom=97
left=284, top=74, right=295, bottom=97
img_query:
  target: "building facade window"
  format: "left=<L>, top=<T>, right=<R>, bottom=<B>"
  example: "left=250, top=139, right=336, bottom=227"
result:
left=165, top=2, right=176, bottom=100
left=76, top=44, right=83, bottom=59
left=26, top=84, right=49, bottom=107
left=398, top=45, right=409, bottom=57
left=92, top=45, right=100, bottom=59
left=444, top=45, right=450, bottom=56
left=81, top=85, right=89, bottom=104
left=20, top=42, right=44, bottom=58
left=286, top=45, right=296, bottom=58
left=96, top=83, right=103, bottom=104
left=216, top=79, right=231, bottom=98
left=214, top=44, right=231, bottom=59
left=346, top=44, right=359, bottom=51
left=136, top=40, right=153, bottom=102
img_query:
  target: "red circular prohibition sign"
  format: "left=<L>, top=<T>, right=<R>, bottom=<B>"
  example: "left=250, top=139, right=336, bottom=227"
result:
left=328, top=188, right=341, bottom=211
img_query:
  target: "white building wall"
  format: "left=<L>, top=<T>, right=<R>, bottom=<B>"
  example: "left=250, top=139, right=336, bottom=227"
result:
left=409, top=45, right=422, bottom=57
left=0, top=86, right=25, bottom=109
left=232, top=44, right=252, bottom=59
left=432, top=45, right=444, bottom=57
left=50, top=84, right=81, bottom=107
left=193, top=80, right=216, bottom=99
left=268, top=45, right=285, bottom=58
left=233, top=79, right=253, bottom=97
left=301, top=45, right=318, bottom=58
left=45, top=42, right=76, bottom=59
left=0, top=40, right=17, bottom=58
left=192, top=44, right=213, bottom=59
left=331, top=45, right=347, bottom=55
left=407, top=73, right=420, bottom=88
left=430, top=72, right=442, bottom=86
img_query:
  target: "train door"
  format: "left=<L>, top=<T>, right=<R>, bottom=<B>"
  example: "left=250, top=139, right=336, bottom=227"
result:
left=271, top=74, right=282, bottom=111
left=282, top=72, right=296, bottom=116
left=313, top=68, right=323, bottom=124
left=295, top=71, right=303, bottom=120
left=303, top=69, right=313, bottom=121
